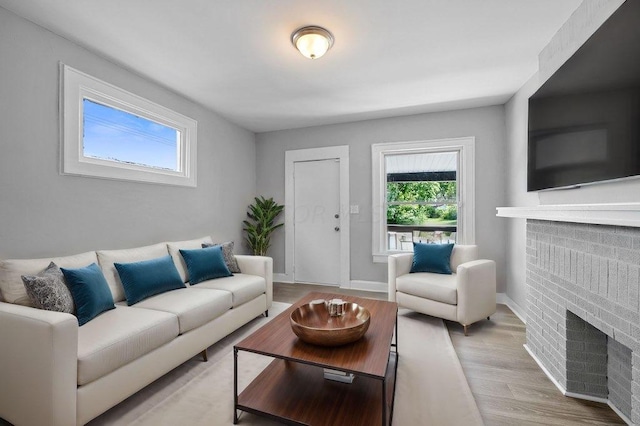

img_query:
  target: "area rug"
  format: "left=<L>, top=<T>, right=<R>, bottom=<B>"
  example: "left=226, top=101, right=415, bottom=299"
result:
left=89, top=303, right=483, bottom=426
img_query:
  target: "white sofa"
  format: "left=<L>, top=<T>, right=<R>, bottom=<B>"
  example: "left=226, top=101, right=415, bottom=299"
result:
left=0, top=236, right=273, bottom=426
left=388, top=244, right=496, bottom=335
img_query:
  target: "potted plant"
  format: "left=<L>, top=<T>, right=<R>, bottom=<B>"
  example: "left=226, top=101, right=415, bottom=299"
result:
left=242, top=196, right=284, bottom=256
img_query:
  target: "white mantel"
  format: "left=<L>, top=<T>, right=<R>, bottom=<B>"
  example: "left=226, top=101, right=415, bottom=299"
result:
left=496, top=203, right=640, bottom=228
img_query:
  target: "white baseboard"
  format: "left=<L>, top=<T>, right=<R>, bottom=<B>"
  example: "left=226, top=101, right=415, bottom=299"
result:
left=523, top=344, right=572, bottom=398
left=607, top=401, right=633, bottom=425
left=496, top=293, right=527, bottom=324
left=273, top=275, right=386, bottom=293
left=273, top=273, right=292, bottom=283
left=523, top=344, right=632, bottom=425
left=349, top=280, right=387, bottom=293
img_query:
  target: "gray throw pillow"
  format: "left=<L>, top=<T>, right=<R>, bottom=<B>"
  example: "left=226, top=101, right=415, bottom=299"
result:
left=21, top=262, right=75, bottom=314
left=202, top=241, right=241, bottom=273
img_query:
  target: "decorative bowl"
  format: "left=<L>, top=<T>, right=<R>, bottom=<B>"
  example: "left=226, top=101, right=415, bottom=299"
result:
left=290, top=301, right=371, bottom=347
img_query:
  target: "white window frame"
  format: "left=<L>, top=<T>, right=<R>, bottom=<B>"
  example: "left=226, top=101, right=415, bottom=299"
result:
left=372, top=137, right=475, bottom=263
left=60, top=64, right=197, bottom=187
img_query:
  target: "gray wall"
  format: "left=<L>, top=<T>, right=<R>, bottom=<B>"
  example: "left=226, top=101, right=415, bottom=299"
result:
left=256, top=106, right=507, bottom=289
left=0, top=7, right=256, bottom=258
left=503, top=0, right=629, bottom=312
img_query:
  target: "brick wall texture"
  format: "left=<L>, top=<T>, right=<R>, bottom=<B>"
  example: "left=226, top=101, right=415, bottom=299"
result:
left=526, top=219, right=640, bottom=422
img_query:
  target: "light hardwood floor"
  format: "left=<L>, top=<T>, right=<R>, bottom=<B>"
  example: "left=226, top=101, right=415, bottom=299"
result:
left=274, top=282, right=625, bottom=425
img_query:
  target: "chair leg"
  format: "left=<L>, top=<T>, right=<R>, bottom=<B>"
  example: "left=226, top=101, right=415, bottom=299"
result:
left=463, top=325, right=468, bottom=336
left=201, top=349, right=208, bottom=362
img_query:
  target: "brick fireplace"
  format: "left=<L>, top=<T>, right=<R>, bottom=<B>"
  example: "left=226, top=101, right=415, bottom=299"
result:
left=525, top=219, right=639, bottom=423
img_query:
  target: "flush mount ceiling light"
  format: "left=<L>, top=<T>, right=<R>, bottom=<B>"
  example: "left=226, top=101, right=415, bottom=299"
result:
left=291, top=26, right=334, bottom=59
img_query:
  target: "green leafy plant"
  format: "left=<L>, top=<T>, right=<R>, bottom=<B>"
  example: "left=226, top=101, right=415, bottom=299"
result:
left=242, top=196, right=285, bottom=256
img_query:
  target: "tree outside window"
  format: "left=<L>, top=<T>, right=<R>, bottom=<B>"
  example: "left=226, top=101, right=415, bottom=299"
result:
left=386, top=181, right=457, bottom=225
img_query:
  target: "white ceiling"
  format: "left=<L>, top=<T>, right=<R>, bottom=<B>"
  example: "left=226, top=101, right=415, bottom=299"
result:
left=0, top=0, right=582, bottom=133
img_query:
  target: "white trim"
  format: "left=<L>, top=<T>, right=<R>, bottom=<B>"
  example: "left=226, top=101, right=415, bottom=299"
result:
left=273, top=273, right=293, bottom=283
left=284, top=146, right=350, bottom=287
left=273, top=276, right=387, bottom=294
left=523, top=344, right=574, bottom=398
left=496, top=293, right=527, bottom=324
left=60, top=64, right=197, bottom=187
left=607, top=402, right=633, bottom=426
left=371, top=137, right=475, bottom=261
left=523, top=344, right=632, bottom=425
left=496, top=203, right=640, bottom=227
left=350, top=280, right=387, bottom=293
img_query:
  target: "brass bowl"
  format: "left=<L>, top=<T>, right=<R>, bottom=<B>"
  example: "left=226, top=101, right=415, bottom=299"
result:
left=290, top=301, right=371, bottom=347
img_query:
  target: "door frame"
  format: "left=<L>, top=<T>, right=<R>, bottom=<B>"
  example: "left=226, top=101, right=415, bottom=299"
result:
left=284, top=146, right=350, bottom=287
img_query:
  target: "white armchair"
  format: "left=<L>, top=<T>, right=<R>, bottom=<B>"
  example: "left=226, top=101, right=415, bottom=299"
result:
left=388, top=244, right=496, bottom=335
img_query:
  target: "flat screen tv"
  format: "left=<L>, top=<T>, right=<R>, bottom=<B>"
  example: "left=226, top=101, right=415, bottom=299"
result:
left=527, top=0, right=640, bottom=191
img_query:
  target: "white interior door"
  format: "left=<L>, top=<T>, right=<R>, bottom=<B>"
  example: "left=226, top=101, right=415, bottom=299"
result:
left=293, top=159, right=341, bottom=285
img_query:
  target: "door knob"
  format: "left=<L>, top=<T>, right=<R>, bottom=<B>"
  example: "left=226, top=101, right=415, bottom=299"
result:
left=334, top=227, right=340, bottom=231
left=335, top=214, right=340, bottom=218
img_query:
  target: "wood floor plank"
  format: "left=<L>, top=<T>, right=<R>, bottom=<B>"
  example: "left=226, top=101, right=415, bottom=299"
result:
left=273, top=282, right=624, bottom=425
left=475, top=394, right=625, bottom=425
left=458, top=354, right=542, bottom=372
left=465, top=377, right=515, bottom=399
left=482, top=412, right=593, bottom=426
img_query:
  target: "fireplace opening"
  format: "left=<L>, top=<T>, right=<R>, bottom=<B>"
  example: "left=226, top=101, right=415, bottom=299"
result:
left=565, top=311, right=632, bottom=420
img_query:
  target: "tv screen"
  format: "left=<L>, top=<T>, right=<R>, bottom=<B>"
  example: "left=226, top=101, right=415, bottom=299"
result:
left=528, top=0, right=640, bottom=191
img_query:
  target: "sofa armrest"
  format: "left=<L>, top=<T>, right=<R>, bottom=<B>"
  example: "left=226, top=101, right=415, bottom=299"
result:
left=0, top=301, right=78, bottom=426
left=456, top=259, right=497, bottom=325
left=235, top=255, right=273, bottom=308
left=387, top=253, right=413, bottom=302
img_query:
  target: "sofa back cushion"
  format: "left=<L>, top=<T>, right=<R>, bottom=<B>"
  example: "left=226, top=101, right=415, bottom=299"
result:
left=450, top=245, right=478, bottom=271
left=166, top=236, right=213, bottom=283
left=97, top=243, right=169, bottom=303
left=0, top=251, right=98, bottom=306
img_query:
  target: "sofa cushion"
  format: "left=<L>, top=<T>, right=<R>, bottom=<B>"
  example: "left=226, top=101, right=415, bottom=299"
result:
left=411, top=243, right=454, bottom=274
left=128, top=287, right=232, bottom=334
left=202, top=241, right=241, bottom=273
left=166, top=236, right=214, bottom=283
left=77, top=305, right=179, bottom=386
left=115, top=255, right=185, bottom=305
left=450, top=245, right=479, bottom=270
left=195, top=274, right=265, bottom=308
left=180, top=246, right=232, bottom=285
left=0, top=251, right=98, bottom=306
left=396, top=272, right=458, bottom=305
left=21, top=262, right=75, bottom=314
left=61, top=263, right=116, bottom=326
left=97, top=243, right=169, bottom=303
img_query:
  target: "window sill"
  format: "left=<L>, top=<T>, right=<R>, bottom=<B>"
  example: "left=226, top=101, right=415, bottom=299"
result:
left=373, top=252, right=412, bottom=263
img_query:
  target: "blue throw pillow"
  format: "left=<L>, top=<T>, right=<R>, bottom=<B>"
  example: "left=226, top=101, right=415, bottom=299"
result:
left=180, top=246, right=232, bottom=285
left=61, top=263, right=115, bottom=326
left=115, top=255, right=185, bottom=306
left=410, top=243, right=455, bottom=275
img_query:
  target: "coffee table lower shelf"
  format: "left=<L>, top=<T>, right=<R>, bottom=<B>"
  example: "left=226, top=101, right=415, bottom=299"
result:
left=235, top=353, right=397, bottom=426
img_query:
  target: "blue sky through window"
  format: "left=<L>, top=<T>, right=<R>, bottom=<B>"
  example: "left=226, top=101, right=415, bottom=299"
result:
left=82, top=99, right=179, bottom=171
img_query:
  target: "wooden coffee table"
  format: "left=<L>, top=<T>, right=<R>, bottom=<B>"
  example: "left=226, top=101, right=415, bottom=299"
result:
left=233, top=292, right=398, bottom=426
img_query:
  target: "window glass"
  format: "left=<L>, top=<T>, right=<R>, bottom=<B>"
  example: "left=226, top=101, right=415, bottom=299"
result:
left=385, top=152, right=458, bottom=250
left=83, top=99, right=180, bottom=171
